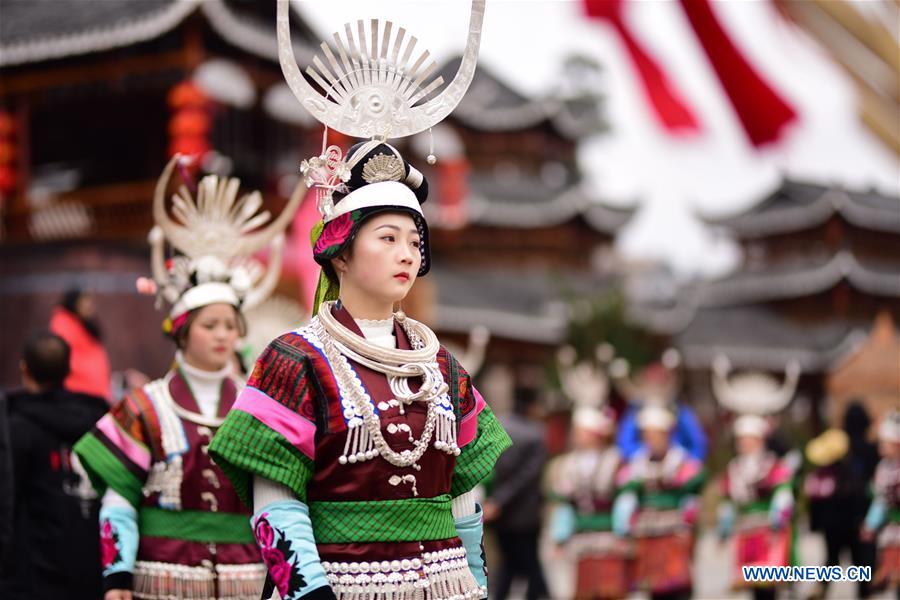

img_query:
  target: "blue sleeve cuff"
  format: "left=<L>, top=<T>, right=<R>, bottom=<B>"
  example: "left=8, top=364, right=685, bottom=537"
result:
left=718, top=501, right=736, bottom=539
left=253, top=499, right=331, bottom=600
left=612, top=492, right=638, bottom=537
left=455, top=503, right=488, bottom=591
left=864, top=498, right=887, bottom=531
left=550, top=504, right=577, bottom=544
left=99, top=505, right=139, bottom=578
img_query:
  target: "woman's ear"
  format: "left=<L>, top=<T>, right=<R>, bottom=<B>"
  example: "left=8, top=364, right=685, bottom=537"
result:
left=331, top=254, right=348, bottom=275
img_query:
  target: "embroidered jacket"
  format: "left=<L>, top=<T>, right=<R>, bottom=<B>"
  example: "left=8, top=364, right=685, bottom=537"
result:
left=74, top=369, right=262, bottom=594
left=617, top=445, right=704, bottom=595
left=548, top=447, right=624, bottom=539
left=209, top=307, right=511, bottom=599
left=721, top=452, right=793, bottom=517
left=618, top=445, right=705, bottom=535
left=719, top=451, right=795, bottom=580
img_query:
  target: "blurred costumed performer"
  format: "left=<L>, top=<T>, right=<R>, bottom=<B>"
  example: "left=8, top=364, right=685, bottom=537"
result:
left=862, top=411, right=900, bottom=595
left=713, top=356, right=800, bottom=600
left=611, top=349, right=707, bottom=461
left=74, top=155, right=303, bottom=599
left=209, top=2, right=511, bottom=599
left=612, top=404, right=704, bottom=600
left=547, top=345, right=629, bottom=600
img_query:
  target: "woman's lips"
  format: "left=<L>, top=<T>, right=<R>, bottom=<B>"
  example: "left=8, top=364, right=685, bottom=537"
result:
left=394, top=273, right=410, bottom=281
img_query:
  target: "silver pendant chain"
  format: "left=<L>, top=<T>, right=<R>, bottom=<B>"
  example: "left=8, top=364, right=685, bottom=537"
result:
left=311, top=317, right=458, bottom=471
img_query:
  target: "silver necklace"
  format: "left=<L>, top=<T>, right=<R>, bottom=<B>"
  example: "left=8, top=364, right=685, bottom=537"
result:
left=310, top=315, right=459, bottom=472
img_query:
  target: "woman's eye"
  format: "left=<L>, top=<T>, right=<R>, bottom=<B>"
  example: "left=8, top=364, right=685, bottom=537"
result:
left=382, top=235, right=395, bottom=242
left=411, top=240, right=420, bottom=249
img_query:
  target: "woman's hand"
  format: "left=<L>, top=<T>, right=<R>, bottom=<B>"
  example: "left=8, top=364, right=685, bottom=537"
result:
left=104, top=590, right=132, bottom=600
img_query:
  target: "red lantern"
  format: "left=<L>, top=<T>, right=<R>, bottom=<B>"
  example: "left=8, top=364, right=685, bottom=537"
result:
left=167, top=82, right=208, bottom=110
left=0, top=112, right=15, bottom=138
left=168, top=136, right=211, bottom=160
left=168, top=109, right=211, bottom=137
left=438, top=158, right=469, bottom=227
left=0, top=165, right=17, bottom=195
left=0, top=140, right=14, bottom=164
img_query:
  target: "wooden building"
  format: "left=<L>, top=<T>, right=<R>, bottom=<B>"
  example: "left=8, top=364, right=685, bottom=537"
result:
left=0, top=0, right=631, bottom=391
left=631, top=179, right=900, bottom=429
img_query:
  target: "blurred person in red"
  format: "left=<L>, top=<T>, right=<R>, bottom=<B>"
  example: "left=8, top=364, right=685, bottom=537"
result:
left=484, top=388, right=550, bottom=600
left=861, top=411, right=900, bottom=596
left=49, top=287, right=112, bottom=402
left=0, top=331, right=107, bottom=599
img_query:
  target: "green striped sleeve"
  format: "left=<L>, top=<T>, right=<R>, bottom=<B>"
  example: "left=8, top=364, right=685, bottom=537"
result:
left=73, top=432, right=144, bottom=508
left=450, top=405, right=512, bottom=497
left=209, top=409, right=314, bottom=507
left=681, top=470, right=706, bottom=495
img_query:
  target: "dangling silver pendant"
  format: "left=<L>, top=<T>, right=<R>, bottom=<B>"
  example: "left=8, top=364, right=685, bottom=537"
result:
left=394, top=308, right=406, bottom=322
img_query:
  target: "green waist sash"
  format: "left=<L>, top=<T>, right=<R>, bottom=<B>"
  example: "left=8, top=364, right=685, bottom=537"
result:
left=139, top=507, right=254, bottom=544
left=738, top=500, right=770, bottom=515
left=309, top=494, right=457, bottom=544
left=575, top=512, right=612, bottom=532
left=642, top=492, right=683, bottom=511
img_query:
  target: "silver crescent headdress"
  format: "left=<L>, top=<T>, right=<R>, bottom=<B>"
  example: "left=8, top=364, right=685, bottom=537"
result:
left=149, top=155, right=306, bottom=320
left=608, top=348, right=682, bottom=407
left=277, top=0, right=485, bottom=140
left=711, top=354, right=801, bottom=416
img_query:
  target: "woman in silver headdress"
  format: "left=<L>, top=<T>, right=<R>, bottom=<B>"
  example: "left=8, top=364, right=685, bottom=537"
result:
left=210, top=3, right=511, bottom=599
left=75, top=157, right=302, bottom=599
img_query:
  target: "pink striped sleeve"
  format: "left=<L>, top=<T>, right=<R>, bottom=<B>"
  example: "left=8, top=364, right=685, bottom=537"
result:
left=675, top=458, right=702, bottom=485
left=96, top=413, right=151, bottom=471
left=233, top=386, right=316, bottom=460
left=458, top=386, right=487, bottom=448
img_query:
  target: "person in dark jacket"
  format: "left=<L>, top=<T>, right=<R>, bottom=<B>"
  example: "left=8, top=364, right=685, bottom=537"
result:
left=0, top=391, right=12, bottom=571
left=484, top=389, right=549, bottom=600
left=0, top=331, right=108, bottom=599
left=804, top=401, right=879, bottom=600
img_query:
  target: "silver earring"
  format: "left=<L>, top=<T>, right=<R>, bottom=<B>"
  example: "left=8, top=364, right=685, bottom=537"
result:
left=394, top=301, right=406, bottom=322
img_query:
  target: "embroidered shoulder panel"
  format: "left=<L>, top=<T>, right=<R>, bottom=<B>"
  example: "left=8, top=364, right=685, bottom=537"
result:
left=120, top=384, right=165, bottom=460
left=247, top=332, right=319, bottom=425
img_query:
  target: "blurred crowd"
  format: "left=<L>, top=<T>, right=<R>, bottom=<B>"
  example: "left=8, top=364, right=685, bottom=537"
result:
left=1, top=291, right=899, bottom=600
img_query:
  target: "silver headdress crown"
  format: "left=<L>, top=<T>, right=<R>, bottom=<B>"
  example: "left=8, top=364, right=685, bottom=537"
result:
left=608, top=348, right=682, bottom=407
left=557, top=344, right=614, bottom=410
left=711, top=355, right=801, bottom=416
left=558, top=344, right=616, bottom=433
left=278, top=0, right=485, bottom=220
left=277, top=0, right=485, bottom=140
left=150, top=155, right=306, bottom=317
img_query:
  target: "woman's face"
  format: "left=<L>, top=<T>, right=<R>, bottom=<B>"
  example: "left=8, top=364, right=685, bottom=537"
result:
left=336, top=212, right=421, bottom=306
left=641, top=428, right=671, bottom=457
left=183, top=303, right=240, bottom=372
left=736, top=434, right=765, bottom=456
left=573, top=425, right=608, bottom=450
left=880, top=439, right=900, bottom=460
left=76, top=293, right=96, bottom=319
